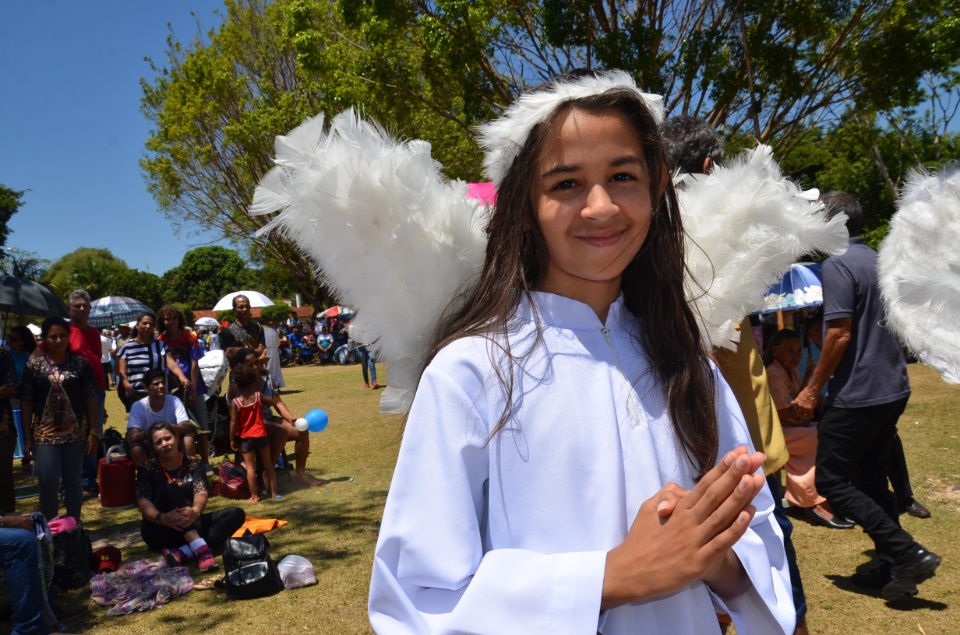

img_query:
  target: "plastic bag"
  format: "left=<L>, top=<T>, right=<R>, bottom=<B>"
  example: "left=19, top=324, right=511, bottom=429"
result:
left=277, top=555, right=317, bottom=589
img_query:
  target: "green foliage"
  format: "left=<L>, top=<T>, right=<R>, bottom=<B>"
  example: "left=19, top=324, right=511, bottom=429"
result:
left=161, top=246, right=256, bottom=309
left=0, top=248, right=49, bottom=281
left=217, top=309, right=236, bottom=324
left=173, top=302, right=195, bottom=326
left=0, top=184, right=25, bottom=251
left=110, top=268, right=163, bottom=311
left=41, top=248, right=128, bottom=300
left=259, top=302, right=292, bottom=324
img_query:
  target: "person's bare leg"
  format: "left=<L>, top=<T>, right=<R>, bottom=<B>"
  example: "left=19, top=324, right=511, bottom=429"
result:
left=283, top=423, right=319, bottom=486
left=242, top=450, right=259, bottom=503
left=266, top=420, right=287, bottom=466
left=259, top=445, right=278, bottom=499
left=130, top=445, right=149, bottom=467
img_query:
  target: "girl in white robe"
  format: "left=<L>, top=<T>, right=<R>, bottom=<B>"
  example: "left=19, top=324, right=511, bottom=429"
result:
left=368, top=70, right=794, bottom=635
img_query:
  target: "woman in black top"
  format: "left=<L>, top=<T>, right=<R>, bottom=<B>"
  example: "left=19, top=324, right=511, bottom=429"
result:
left=137, top=422, right=244, bottom=572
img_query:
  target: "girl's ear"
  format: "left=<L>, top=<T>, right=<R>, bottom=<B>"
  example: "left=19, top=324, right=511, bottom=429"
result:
left=657, top=162, right=670, bottom=198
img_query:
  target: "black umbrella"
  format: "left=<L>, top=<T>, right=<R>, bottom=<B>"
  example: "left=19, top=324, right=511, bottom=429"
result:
left=0, top=276, right=69, bottom=321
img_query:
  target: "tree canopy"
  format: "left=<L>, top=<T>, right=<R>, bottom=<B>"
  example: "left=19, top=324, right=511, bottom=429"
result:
left=0, top=185, right=25, bottom=262
left=141, top=0, right=960, bottom=271
left=160, top=246, right=258, bottom=309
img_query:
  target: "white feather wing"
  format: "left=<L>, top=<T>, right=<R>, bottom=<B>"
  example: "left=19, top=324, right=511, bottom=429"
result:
left=250, top=109, right=488, bottom=413
left=680, top=145, right=849, bottom=350
left=878, top=165, right=960, bottom=383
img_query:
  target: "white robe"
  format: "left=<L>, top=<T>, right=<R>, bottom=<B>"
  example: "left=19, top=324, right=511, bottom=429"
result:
left=263, top=326, right=285, bottom=388
left=369, top=292, right=793, bottom=634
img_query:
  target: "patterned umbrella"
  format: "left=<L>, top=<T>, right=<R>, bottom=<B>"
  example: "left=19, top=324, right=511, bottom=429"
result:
left=758, top=263, right=823, bottom=314
left=89, top=296, right=153, bottom=328
left=0, top=276, right=68, bottom=319
left=319, top=305, right=355, bottom=319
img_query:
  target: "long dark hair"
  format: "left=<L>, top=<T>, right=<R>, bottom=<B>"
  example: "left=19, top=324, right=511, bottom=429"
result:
left=7, top=325, right=37, bottom=353
left=427, top=77, right=718, bottom=476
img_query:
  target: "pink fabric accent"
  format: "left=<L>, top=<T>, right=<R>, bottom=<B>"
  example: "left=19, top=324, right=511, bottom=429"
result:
left=781, top=424, right=826, bottom=508
left=466, top=182, right=497, bottom=205
left=48, top=515, right=78, bottom=535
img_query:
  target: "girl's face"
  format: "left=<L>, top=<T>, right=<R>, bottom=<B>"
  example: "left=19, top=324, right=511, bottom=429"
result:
left=44, top=325, right=69, bottom=355
left=7, top=333, right=23, bottom=351
left=137, top=316, right=156, bottom=339
left=533, top=108, right=653, bottom=301
left=151, top=428, right=178, bottom=457
left=773, top=338, right=803, bottom=370
left=235, top=352, right=260, bottom=384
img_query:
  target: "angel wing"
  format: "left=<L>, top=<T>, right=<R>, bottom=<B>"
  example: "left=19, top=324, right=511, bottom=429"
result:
left=878, top=165, right=960, bottom=383
left=679, top=145, right=849, bottom=350
left=249, top=109, right=488, bottom=414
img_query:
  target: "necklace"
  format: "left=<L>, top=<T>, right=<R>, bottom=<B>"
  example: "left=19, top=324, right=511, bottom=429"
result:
left=161, top=454, right=184, bottom=485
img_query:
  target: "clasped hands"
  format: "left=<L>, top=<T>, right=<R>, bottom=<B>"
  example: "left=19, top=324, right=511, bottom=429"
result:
left=160, top=507, right=199, bottom=531
left=602, top=446, right=766, bottom=609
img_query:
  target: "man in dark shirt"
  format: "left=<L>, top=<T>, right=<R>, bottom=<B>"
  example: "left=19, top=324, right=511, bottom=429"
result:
left=219, top=295, right=266, bottom=356
left=793, top=192, right=940, bottom=600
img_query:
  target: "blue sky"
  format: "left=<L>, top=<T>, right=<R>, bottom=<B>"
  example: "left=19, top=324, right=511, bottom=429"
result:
left=1, top=1, right=229, bottom=276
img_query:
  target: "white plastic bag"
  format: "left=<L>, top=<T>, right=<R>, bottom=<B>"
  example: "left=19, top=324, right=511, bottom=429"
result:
left=277, top=555, right=317, bottom=589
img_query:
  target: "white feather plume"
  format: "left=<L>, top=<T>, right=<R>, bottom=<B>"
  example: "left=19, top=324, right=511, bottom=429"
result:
left=680, top=144, right=849, bottom=350
left=249, top=109, right=488, bottom=413
left=878, top=165, right=960, bottom=383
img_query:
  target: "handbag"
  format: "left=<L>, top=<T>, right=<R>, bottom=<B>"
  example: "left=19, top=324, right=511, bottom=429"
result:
left=218, top=461, right=251, bottom=500
left=223, top=531, right=284, bottom=600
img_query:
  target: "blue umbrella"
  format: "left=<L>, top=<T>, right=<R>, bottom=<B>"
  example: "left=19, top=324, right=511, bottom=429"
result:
left=88, top=296, right=153, bottom=328
left=759, top=263, right=823, bottom=314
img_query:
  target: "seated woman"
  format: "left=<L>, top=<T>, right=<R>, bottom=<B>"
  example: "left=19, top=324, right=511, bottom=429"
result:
left=137, top=422, right=245, bottom=571
left=765, top=329, right=853, bottom=530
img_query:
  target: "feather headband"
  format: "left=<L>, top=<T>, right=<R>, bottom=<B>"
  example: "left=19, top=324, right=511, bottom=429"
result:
left=477, top=70, right=664, bottom=187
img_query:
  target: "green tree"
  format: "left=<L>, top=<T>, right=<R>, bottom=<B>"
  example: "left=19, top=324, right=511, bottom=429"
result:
left=41, top=248, right=128, bottom=300
left=0, top=185, right=25, bottom=251
left=111, top=268, right=164, bottom=311
left=259, top=302, right=291, bottom=324
left=161, top=246, right=256, bottom=309
left=341, top=0, right=960, bottom=156
left=0, top=248, right=49, bottom=281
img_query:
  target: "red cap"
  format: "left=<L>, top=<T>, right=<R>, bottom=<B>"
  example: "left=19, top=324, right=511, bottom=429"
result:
left=92, top=546, right=122, bottom=574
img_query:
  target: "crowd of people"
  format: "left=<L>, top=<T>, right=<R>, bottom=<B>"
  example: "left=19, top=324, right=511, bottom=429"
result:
left=1, top=292, right=351, bottom=634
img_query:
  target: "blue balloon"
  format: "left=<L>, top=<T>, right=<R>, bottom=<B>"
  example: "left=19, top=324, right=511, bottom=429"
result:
left=305, top=409, right=329, bottom=433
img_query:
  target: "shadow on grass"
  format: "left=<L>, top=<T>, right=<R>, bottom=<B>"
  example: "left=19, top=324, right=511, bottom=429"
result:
left=826, top=550, right=949, bottom=611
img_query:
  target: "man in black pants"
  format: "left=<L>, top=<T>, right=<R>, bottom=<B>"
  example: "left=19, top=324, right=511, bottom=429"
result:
left=793, top=192, right=940, bottom=600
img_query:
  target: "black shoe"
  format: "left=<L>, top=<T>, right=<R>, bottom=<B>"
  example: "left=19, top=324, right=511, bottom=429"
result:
left=851, top=564, right=894, bottom=590
left=902, top=500, right=932, bottom=519
left=54, top=603, right=89, bottom=621
left=881, top=549, right=941, bottom=600
left=805, top=506, right=856, bottom=529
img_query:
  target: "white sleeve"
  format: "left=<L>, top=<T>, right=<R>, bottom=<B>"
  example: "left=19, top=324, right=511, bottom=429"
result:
left=127, top=402, right=144, bottom=431
left=712, top=372, right=796, bottom=635
left=368, top=365, right=606, bottom=635
left=172, top=397, right=189, bottom=424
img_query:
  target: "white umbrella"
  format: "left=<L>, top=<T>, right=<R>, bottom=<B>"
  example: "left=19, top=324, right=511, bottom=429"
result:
left=212, top=291, right=274, bottom=312
left=27, top=323, right=41, bottom=335
left=195, top=316, right=220, bottom=327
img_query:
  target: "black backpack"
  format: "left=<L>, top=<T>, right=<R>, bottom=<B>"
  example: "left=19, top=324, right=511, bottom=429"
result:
left=52, top=524, right=93, bottom=590
left=223, top=531, right=284, bottom=600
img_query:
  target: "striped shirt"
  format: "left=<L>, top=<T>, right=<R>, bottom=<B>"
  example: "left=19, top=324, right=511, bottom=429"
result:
left=117, top=340, right=168, bottom=391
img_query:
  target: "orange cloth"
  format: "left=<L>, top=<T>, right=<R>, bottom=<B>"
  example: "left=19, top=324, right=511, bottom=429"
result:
left=232, top=515, right=289, bottom=538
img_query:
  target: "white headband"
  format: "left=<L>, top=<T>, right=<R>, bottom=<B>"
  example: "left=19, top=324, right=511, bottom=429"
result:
left=477, top=70, right=664, bottom=187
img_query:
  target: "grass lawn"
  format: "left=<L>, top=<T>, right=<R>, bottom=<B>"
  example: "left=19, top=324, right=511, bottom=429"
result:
left=5, top=362, right=958, bottom=633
